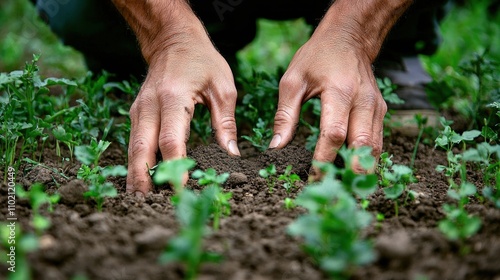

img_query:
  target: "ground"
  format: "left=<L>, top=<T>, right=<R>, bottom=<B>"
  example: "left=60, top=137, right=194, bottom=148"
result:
left=1, top=129, right=499, bottom=280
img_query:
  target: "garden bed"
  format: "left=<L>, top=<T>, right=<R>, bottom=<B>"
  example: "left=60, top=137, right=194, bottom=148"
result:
left=1, top=131, right=499, bottom=280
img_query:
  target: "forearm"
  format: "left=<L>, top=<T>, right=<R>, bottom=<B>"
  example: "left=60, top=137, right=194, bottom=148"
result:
left=317, top=0, right=413, bottom=62
left=111, top=0, right=204, bottom=64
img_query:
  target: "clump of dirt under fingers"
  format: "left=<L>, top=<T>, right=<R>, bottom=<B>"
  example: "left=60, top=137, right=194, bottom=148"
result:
left=0, top=134, right=499, bottom=280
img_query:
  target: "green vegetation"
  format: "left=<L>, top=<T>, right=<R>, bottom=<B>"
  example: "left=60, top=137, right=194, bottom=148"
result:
left=154, top=159, right=232, bottom=279
left=16, top=183, right=59, bottom=234
left=288, top=147, right=378, bottom=279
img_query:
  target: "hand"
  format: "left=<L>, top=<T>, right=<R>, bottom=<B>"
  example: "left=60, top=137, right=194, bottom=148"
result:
left=269, top=5, right=392, bottom=172
left=127, top=23, right=240, bottom=196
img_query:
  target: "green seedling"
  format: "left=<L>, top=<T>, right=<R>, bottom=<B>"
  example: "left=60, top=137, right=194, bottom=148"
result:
left=462, top=142, right=500, bottom=208
left=192, top=168, right=232, bottom=230
left=259, top=164, right=277, bottom=193
left=288, top=164, right=375, bottom=279
left=0, top=222, right=39, bottom=280
left=438, top=180, right=482, bottom=254
left=52, top=125, right=78, bottom=162
left=16, top=183, right=59, bottom=234
left=75, top=138, right=126, bottom=211
left=435, top=117, right=481, bottom=177
left=378, top=77, right=405, bottom=137
left=190, top=105, right=212, bottom=144
left=283, top=197, right=296, bottom=210
left=278, top=165, right=300, bottom=193
left=242, top=118, right=273, bottom=152
left=378, top=152, right=417, bottom=216
left=236, top=70, right=279, bottom=126
left=155, top=160, right=222, bottom=279
left=153, top=158, right=197, bottom=191
left=410, top=114, right=428, bottom=169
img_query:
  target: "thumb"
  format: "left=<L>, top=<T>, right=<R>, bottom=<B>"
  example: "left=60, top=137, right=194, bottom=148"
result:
left=209, top=89, right=240, bottom=156
left=269, top=75, right=304, bottom=149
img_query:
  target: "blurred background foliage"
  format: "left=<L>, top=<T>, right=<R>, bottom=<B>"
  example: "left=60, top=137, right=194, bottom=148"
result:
left=0, top=0, right=498, bottom=80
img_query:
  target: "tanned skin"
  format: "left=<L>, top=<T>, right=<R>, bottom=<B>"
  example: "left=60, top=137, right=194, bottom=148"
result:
left=111, top=0, right=413, bottom=196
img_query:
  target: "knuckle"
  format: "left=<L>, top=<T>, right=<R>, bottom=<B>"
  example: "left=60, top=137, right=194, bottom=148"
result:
left=218, top=116, right=237, bottom=132
left=158, top=132, right=183, bottom=151
left=128, top=136, right=154, bottom=158
left=351, top=133, right=372, bottom=148
left=279, top=73, right=302, bottom=92
left=321, top=124, right=347, bottom=146
left=274, top=108, right=295, bottom=127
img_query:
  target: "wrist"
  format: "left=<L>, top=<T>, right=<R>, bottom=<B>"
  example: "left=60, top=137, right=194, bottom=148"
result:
left=316, top=0, right=413, bottom=62
left=112, top=0, right=209, bottom=64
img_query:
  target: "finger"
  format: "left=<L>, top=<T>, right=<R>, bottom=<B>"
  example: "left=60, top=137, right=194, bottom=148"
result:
left=346, top=92, right=377, bottom=173
left=209, top=84, right=240, bottom=156
left=270, top=73, right=305, bottom=149
left=312, top=90, right=351, bottom=163
left=127, top=90, right=161, bottom=196
left=158, top=88, right=194, bottom=161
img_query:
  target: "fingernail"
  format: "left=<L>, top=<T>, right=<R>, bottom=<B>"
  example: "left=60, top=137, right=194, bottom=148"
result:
left=228, top=140, right=240, bottom=156
left=269, top=134, right=281, bottom=149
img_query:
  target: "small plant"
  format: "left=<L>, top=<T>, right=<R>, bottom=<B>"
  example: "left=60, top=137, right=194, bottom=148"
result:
left=378, top=152, right=417, bottom=216
left=438, top=180, right=482, bottom=254
left=259, top=164, right=277, bottom=193
left=0, top=222, right=39, bottom=279
left=288, top=165, right=375, bottom=278
left=283, top=197, right=296, bottom=210
left=288, top=146, right=378, bottom=278
left=75, top=138, right=127, bottom=211
left=242, top=118, right=273, bottom=152
left=154, top=159, right=222, bottom=279
left=278, top=165, right=300, bottom=193
left=192, top=168, right=232, bottom=230
left=16, top=183, right=59, bottom=235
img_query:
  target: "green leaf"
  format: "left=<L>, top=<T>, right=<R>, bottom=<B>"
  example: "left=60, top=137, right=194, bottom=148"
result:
left=153, top=158, right=196, bottom=189
left=101, top=165, right=128, bottom=178
left=461, top=130, right=481, bottom=141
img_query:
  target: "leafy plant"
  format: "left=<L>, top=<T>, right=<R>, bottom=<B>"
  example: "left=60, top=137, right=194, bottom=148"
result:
left=259, top=164, right=277, bottom=193
left=154, top=159, right=222, bottom=279
left=278, top=165, right=300, bottom=193
left=242, top=118, right=273, bottom=152
left=288, top=146, right=378, bottom=278
left=75, top=138, right=127, bottom=211
left=16, top=183, right=59, bottom=234
left=192, top=168, right=232, bottom=230
left=378, top=152, right=417, bottom=216
left=283, top=197, right=296, bottom=210
left=288, top=163, right=375, bottom=278
left=0, top=222, right=39, bottom=280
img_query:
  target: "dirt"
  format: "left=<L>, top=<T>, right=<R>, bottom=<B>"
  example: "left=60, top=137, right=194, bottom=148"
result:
left=1, top=132, right=500, bottom=280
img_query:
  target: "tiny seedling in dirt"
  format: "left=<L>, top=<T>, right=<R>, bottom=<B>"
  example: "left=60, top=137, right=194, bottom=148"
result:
left=242, top=118, right=273, bottom=152
left=153, top=158, right=197, bottom=191
left=155, top=160, right=222, bottom=279
left=16, top=183, right=59, bottom=235
left=378, top=152, right=417, bottom=216
left=278, top=165, right=300, bottom=194
left=75, top=138, right=127, bottom=211
left=259, top=164, right=277, bottom=193
left=0, top=222, right=39, bottom=280
left=192, top=168, right=232, bottom=230
left=288, top=163, right=375, bottom=279
left=283, top=197, right=296, bottom=210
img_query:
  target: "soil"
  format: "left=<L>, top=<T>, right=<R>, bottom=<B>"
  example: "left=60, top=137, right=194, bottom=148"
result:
left=1, top=131, right=500, bottom=280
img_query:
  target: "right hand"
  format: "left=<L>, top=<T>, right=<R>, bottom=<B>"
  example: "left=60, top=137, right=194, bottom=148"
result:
left=127, top=24, right=240, bottom=196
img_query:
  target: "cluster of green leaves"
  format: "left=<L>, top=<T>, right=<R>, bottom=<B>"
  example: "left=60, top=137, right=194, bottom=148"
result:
left=0, top=222, right=39, bottom=280
left=153, top=159, right=232, bottom=280
left=288, top=146, right=378, bottom=279
left=427, top=51, right=499, bottom=130
left=434, top=118, right=487, bottom=248
left=76, top=139, right=127, bottom=211
left=378, top=153, right=417, bottom=216
left=259, top=164, right=300, bottom=194
left=237, top=70, right=280, bottom=150
left=16, top=183, right=59, bottom=235
left=0, top=56, right=135, bottom=182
